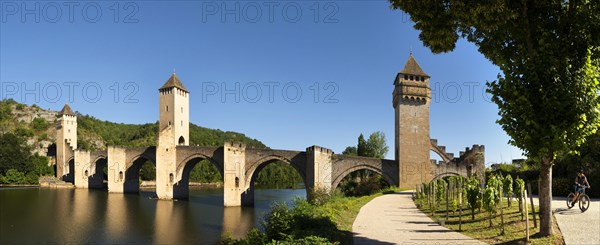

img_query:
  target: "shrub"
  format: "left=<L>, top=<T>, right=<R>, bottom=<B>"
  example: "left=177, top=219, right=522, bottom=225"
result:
left=263, top=202, right=294, bottom=241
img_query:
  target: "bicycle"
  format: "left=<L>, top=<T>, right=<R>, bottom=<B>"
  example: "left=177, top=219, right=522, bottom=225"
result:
left=566, top=185, right=591, bottom=212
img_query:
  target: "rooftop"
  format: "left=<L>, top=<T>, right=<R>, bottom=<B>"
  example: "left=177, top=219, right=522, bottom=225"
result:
left=160, top=73, right=188, bottom=92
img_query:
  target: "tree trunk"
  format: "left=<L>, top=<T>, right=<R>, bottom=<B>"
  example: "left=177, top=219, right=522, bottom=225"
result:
left=539, top=157, right=554, bottom=236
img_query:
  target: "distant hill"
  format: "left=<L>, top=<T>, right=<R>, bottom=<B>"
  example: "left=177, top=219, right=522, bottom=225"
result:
left=0, top=99, right=267, bottom=155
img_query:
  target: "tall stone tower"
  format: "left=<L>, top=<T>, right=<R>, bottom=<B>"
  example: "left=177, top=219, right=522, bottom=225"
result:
left=56, top=104, right=77, bottom=182
left=156, top=73, right=190, bottom=199
left=393, top=54, right=432, bottom=188
left=158, top=73, right=190, bottom=146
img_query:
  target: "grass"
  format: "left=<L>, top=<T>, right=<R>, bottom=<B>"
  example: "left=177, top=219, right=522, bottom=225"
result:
left=415, top=196, right=564, bottom=244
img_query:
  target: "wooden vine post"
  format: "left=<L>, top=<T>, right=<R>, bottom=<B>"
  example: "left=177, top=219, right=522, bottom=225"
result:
left=524, top=185, right=530, bottom=242
left=527, top=183, right=537, bottom=228
left=458, top=179, right=463, bottom=231
left=445, top=181, right=449, bottom=221
left=499, top=184, right=505, bottom=235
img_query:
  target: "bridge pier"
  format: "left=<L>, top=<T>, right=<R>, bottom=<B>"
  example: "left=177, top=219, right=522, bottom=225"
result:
left=306, top=146, right=334, bottom=198
left=223, top=142, right=247, bottom=206
left=107, top=146, right=128, bottom=193
left=74, top=150, right=90, bottom=189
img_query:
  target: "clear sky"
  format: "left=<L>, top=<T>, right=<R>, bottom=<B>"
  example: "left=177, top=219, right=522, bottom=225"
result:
left=0, top=1, right=524, bottom=165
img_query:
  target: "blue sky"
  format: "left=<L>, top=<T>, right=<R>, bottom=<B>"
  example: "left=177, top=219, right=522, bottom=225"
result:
left=0, top=1, right=524, bottom=164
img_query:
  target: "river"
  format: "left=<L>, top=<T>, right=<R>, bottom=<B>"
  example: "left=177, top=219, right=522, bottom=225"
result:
left=0, top=187, right=306, bottom=244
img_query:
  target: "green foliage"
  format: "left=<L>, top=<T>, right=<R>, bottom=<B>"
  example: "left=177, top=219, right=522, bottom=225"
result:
left=31, top=154, right=53, bottom=176
left=341, top=146, right=357, bottom=156
left=483, top=186, right=498, bottom=213
left=31, top=117, right=50, bottom=131
left=0, top=169, right=28, bottom=184
left=435, top=178, right=446, bottom=206
left=76, top=114, right=267, bottom=151
left=503, top=175, right=513, bottom=206
left=255, top=161, right=303, bottom=189
left=357, top=134, right=367, bottom=157
left=466, top=177, right=482, bottom=219
left=188, top=160, right=223, bottom=183
left=0, top=132, right=53, bottom=184
left=139, top=161, right=156, bottom=181
left=263, top=202, right=294, bottom=241
left=0, top=132, right=33, bottom=175
left=365, top=131, right=389, bottom=159
left=514, top=178, right=525, bottom=212
left=15, top=127, right=34, bottom=138
left=339, top=131, right=391, bottom=196
left=0, top=99, right=13, bottom=122
left=338, top=171, right=390, bottom=197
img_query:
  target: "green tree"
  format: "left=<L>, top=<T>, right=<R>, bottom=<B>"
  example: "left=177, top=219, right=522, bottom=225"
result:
left=139, top=161, right=156, bottom=181
left=390, top=0, right=600, bottom=235
left=341, top=146, right=357, bottom=156
left=1, top=169, right=28, bottom=184
left=31, top=117, right=50, bottom=131
left=366, top=131, right=389, bottom=159
left=0, top=133, right=33, bottom=174
left=357, top=134, right=367, bottom=157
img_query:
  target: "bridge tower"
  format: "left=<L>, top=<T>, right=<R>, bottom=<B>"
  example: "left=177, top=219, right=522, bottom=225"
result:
left=156, top=73, right=190, bottom=199
left=56, top=104, right=77, bottom=182
left=393, top=54, right=432, bottom=188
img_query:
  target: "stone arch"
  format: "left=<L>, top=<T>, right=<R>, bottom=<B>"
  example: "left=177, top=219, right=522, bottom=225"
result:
left=89, top=156, right=108, bottom=188
left=176, top=153, right=223, bottom=181
left=124, top=155, right=156, bottom=192
left=178, top=136, right=185, bottom=146
left=63, top=156, right=75, bottom=183
left=331, top=164, right=395, bottom=190
left=174, top=154, right=223, bottom=198
left=431, top=172, right=460, bottom=181
left=244, top=155, right=307, bottom=189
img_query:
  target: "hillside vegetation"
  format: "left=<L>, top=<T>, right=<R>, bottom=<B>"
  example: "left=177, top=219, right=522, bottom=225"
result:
left=0, top=99, right=302, bottom=188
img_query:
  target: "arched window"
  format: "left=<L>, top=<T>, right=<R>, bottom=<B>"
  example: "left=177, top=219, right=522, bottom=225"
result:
left=178, top=136, right=185, bottom=146
left=169, top=173, right=174, bottom=183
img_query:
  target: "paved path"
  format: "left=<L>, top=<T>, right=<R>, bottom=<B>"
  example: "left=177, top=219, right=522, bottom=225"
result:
left=352, top=191, right=484, bottom=245
left=529, top=196, right=600, bottom=245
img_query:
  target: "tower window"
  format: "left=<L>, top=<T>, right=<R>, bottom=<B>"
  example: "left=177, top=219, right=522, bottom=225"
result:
left=181, top=107, right=183, bottom=113
left=410, top=75, right=414, bottom=80
left=181, top=120, right=183, bottom=126
left=421, top=77, right=425, bottom=81
left=404, top=75, right=408, bottom=80
left=165, top=105, right=169, bottom=112
left=168, top=121, right=171, bottom=126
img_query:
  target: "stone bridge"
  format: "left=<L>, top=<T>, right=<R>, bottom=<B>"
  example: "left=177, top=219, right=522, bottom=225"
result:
left=53, top=56, right=485, bottom=206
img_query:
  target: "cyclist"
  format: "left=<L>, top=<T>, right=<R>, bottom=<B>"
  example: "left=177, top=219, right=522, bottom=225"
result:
left=571, top=168, right=591, bottom=206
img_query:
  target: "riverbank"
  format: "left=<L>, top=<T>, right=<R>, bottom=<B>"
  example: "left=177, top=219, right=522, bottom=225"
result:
left=223, top=187, right=408, bottom=244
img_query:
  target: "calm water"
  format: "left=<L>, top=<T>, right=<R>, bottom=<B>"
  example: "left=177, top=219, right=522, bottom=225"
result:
left=0, top=187, right=305, bottom=244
